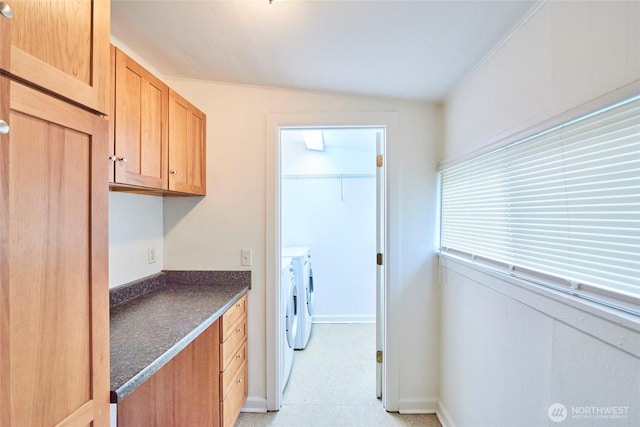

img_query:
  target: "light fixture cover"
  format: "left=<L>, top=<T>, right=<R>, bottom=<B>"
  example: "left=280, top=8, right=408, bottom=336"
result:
left=303, top=130, right=324, bottom=151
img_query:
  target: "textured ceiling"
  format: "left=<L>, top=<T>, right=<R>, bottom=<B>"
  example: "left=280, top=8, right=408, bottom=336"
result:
left=111, top=0, right=537, bottom=101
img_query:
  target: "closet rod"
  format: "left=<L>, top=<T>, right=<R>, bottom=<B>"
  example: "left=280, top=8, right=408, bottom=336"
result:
left=282, top=173, right=376, bottom=180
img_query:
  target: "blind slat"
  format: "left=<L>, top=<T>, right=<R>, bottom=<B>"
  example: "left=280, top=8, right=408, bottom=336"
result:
left=441, top=95, right=640, bottom=302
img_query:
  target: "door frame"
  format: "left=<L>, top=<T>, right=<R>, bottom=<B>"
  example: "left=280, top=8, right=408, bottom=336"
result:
left=265, top=112, right=400, bottom=411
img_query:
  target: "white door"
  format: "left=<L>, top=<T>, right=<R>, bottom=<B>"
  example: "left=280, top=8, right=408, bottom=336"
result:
left=375, top=130, right=385, bottom=399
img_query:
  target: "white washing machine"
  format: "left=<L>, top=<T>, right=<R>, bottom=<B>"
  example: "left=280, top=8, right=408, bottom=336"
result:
left=282, top=247, right=313, bottom=350
left=280, top=257, right=298, bottom=393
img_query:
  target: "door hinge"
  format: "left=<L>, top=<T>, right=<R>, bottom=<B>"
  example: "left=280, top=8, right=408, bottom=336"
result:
left=376, top=253, right=383, bottom=266
left=376, top=350, right=383, bottom=364
left=376, top=154, right=383, bottom=168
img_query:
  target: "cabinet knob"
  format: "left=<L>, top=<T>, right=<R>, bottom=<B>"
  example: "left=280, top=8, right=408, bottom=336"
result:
left=118, top=156, right=127, bottom=164
left=236, top=378, right=243, bottom=384
left=236, top=327, right=242, bottom=333
left=108, top=155, right=117, bottom=162
left=170, top=170, right=177, bottom=175
left=236, top=353, right=242, bottom=359
left=0, top=119, right=9, bottom=134
left=0, top=2, right=13, bottom=19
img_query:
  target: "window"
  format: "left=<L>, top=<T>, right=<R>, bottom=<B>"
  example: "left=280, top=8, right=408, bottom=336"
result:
left=440, top=95, right=640, bottom=314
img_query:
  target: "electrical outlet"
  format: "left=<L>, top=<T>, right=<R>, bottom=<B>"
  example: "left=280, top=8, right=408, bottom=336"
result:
left=241, top=249, right=252, bottom=266
left=148, top=246, right=157, bottom=264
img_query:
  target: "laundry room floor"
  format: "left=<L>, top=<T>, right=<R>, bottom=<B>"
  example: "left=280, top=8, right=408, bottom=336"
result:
left=236, top=323, right=441, bottom=427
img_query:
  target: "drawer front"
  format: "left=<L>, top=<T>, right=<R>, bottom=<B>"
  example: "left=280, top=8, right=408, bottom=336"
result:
left=220, top=316, right=247, bottom=371
left=220, top=341, right=247, bottom=400
left=220, top=362, right=248, bottom=427
left=220, top=295, right=247, bottom=342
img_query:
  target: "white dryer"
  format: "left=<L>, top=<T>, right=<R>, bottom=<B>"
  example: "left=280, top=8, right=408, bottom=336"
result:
left=280, top=257, right=298, bottom=393
left=282, top=247, right=313, bottom=350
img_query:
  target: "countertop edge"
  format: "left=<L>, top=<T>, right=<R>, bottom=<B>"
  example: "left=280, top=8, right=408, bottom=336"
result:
left=111, top=286, right=249, bottom=403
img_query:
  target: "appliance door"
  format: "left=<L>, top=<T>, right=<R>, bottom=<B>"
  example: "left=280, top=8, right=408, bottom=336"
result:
left=286, top=275, right=298, bottom=349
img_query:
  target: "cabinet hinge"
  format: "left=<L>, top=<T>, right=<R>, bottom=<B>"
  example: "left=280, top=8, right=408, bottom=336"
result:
left=377, top=253, right=383, bottom=266
left=376, top=350, right=383, bottom=364
left=376, top=154, right=383, bottom=168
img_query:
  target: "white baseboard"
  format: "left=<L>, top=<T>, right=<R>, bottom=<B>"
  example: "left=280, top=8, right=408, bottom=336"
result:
left=312, top=314, right=375, bottom=323
left=436, top=400, right=456, bottom=427
left=398, top=397, right=438, bottom=414
left=241, top=396, right=267, bottom=413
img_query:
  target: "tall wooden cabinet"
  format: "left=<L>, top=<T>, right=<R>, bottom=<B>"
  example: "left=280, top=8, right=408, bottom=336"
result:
left=0, top=0, right=110, bottom=114
left=0, top=1, right=110, bottom=426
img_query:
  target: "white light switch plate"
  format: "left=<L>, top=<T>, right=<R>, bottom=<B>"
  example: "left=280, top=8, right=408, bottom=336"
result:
left=241, top=249, right=252, bottom=266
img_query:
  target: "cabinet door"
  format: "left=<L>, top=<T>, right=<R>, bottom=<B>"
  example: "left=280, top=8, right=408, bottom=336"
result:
left=168, top=89, right=206, bottom=195
left=0, top=77, right=109, bottom=426
left=114, top=48, right=169, bottom=190
left=0, top=0, right=110, bottom=114
left=117, top=322, right=220, bottom=426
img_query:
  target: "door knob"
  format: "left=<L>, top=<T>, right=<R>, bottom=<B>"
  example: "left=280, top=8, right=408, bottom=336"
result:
left=170, top=170, right=177, bottom=175
left=0, top=2, right=13, bottom=19
left=0, top=119, right=8, bottom=135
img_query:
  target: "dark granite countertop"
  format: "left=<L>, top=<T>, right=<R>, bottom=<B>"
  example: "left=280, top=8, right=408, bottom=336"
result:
left=110, top=271, right=250, bottom=403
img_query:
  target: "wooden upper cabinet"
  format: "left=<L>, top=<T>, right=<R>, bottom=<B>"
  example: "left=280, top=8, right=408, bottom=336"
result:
left=168, top=89, right=206, bottom=195
left=109, top=46, right=207, bottom=196
left=0, top=0, right=110, bottom=114
left=113, top=48, right=169, bottom=190
left=0, top=76, right=109, bottom=426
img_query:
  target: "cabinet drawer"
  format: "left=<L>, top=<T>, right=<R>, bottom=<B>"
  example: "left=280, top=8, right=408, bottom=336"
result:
left=220, top=295, right=247, bottom=341
left=220, top=362, right=247, bottom=427
left=220, top=316, right=247, bottom=371
left=220, top=341, right=247, bottom=400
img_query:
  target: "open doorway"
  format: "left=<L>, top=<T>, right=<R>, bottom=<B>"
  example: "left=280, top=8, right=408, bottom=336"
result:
left=276, top=125, right=386, bottom=405
left=266, top=113, right=395, bottom=412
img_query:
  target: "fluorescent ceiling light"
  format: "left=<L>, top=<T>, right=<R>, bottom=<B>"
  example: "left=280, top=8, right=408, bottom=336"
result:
left=303, top=130, right=324, bottom=151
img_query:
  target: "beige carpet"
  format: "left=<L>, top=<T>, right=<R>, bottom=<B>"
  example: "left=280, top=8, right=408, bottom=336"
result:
left=235, top=323, right=441, bottom=427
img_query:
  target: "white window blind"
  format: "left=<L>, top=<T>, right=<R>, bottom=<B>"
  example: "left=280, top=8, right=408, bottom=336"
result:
left=440, top=96, right=640, bottom=309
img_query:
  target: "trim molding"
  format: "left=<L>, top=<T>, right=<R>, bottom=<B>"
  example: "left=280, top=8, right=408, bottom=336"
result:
left=266, top=111, right=400, bottom=412
left=241, top=396, right=267, bottom=413
left=436, top=401, right=456, bottom=427
left=312, top=314, right=375, bottom=324
left=398, top=397, right=438, bottom=414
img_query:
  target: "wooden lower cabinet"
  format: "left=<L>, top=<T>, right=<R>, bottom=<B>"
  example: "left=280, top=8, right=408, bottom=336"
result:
left=118, top=323, right=220, bottom=426
left=117, top=297, right=248, bottom=427
left=0, top=77, right=110, bottom=426
left=219, top=295, right=248, bottom=427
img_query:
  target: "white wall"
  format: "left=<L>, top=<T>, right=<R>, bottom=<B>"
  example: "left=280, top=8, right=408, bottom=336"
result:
left=160, top=78, right=440, bottom=412
left=281, top=129, right=378, bottom=322
left=444, top=0, right=640, bottom=165
left=108, top=37, right=168, bottom=290
left=108, top=192, right=164, bottom=288
left=440, top=1, right=640, bottom=426
left=440, top=258, right=639, bottom=427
